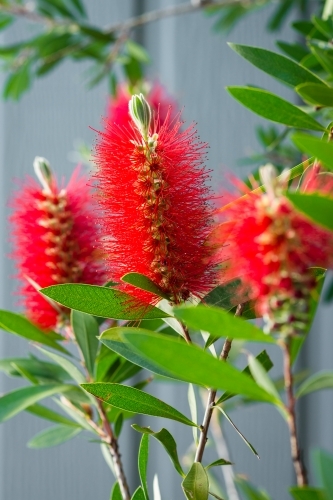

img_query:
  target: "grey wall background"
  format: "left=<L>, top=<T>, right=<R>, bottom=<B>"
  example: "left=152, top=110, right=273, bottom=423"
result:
left=0, top=1, right=332, bottom=499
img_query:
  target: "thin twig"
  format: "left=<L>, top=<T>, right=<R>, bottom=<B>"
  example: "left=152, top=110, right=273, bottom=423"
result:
left=194, top=303, right=244, bottom=462
left=282, top=339, right=308, bottom=486
left=0, top=4, right=59, bottom=26
left=97, top=399, right=131, bottom=500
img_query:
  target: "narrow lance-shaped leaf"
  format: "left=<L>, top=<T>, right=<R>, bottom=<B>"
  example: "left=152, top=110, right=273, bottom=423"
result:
left=296, top=83, right=333, bottom=107
left=121, top=329, right=277, bottom=403
left=205, top=458, right=233, bottom=469
left=287, top=192, right=333, bottom=232
left=0, top=309, right=67, bottom=354
left=182, top=463, right=209, bottom=500
left=227, top=86, right=325, bottom=131
left=138, top=433, right=150, bottom=500
left=132, top=487, right=146, bottom=500
left=248, top=354, right=282, bottom=404
left=292, top=132, right=333, bottom=171
left=174, top=305, right=275, bottom=343
left=71, top=310, right=100, bottom=376
left=214, top=406, right=260, bottom=458
left=111, top=483, right=122, bottom=500
left=121, top=272, right=170, bottom=300
left=132, top=424, right=185, bottom=477
left=34, top=345, right=85, bottom=384
left=26, top=403, right=80, bottom=427
left=289, top=487, right=327, bottom=500
left=0, top=384, right=72, bottom=423
left=82, top=383, right=197, bottom=427
left=296, top=371, right=333, bottom=398
left=229, top=43, right=326, bottom=88
left=312, top=449, right=333, bottom=498
left=27, top=425, right=82, bottom=449
left=41, top=283, right=170, bottom=320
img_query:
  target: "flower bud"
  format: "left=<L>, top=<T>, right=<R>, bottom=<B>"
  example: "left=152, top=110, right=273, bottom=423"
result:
left=128, top=93, right=152, bottom=140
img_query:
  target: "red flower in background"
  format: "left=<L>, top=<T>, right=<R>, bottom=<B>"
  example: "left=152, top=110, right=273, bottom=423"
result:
left=214, top=165, right=333, bottom=335
left=10, top=158, right=104, bottom=329
left=107, top=82, right=177, bottom=131
left=94, top=94, right=217, bottom=304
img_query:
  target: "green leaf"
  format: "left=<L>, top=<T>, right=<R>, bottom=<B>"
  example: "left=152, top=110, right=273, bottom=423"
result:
left=188, top=383, right=198, bottom=443
left=311, top=46, right=333, bottom=75
left=292, top=133, right=333, bottom=171
left=11, top=361, right=39, bottom=384
left=216, top=350, right=273, bottom=404
left=82, top=383, right=196, bottom=427
left=41, top=284, right=170, bottom=320
left=205, top=458, right=233, bottom=469
left=138, top=434, right=149, bottom=500
left=111, top=483, right=122, bottom=500
left=296, top=371, right=333, bottom=398
left=290, top=487, right=327, bottom=500
left=71, top=310, right=99, bottom=376
left=277, top=41, right=308, bottom=62
left=125, top=39, right=150, bottom=64
left=203, top=280, right=256, bottom=320
left=121, top=273, right=169, bottom=300
left=227, top=87, right=324, bottom=131
left=132, top=487, right=146, bottom=500
left=236, top=477, right=271, bottom=500
left=174, top=305, right=275, bottom=343
left=99, top=328, right=174, bottom=379
left=132, top=424, right=185, bottom=477
left=296, top=83, right=333, bottom=107
left=286, top=192, right=333, bottom=231
left=323, top=0, right=333, bottom=21
left=0, top=310, right=67, bottom=354
left=0, top=356, right=69, bottom=382
left=248, top=354, right=282, bottom=404
left=313, top=449, right=333, bottom=498
left=27, top=424, right=82, bottom=448
left=3, top=63, right=31, bottom=100
left=54, top=398, right=97, bottom=432
left=215, top=407, right=259, bottom=458
left=34, top=346, right=85, bottom=384
left=26, top=403, right=79, bottom=426
left=121, top=330, right=277, bottom=403
left=0, top=384, right=72, bottom=422
left=182, top=462, right=209, bottom=500
left=229, top=43, right=326, bottom=88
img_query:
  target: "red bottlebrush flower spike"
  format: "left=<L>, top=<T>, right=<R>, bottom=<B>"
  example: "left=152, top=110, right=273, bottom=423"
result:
left=94, top=93, right=217, bottom=304
left=214, top=164, right=333, bottom=335
left=107, top=82, right=177, bottom=132
left=10, top=157, right=105, bottom=330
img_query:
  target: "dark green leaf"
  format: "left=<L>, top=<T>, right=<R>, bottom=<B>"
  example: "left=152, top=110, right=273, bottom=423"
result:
left=227, top=87, right=324, bottom=131
left=121, top=273, right=169, bottom=300
left=313, top=449, right=333, bottom=497
left=287, top=193, right=333, bottom=231
left=41, top=284, right=170, bottom=320
left=248, top=354, right=281, bottom=403
left=229, top=43, right=325, bottom=88
left=312, top=16, right=333, bottom=38
left=311, top=46, right=333, bottom=75
left=0, top=384, right=72, bottom=422
left=79, top=24, right=114, bottom=42
left=215, top=407, right=259, bottom=458
left=205, top=458, right=233, bottom=469
left=290, top=487, right=327, bottom=500
left=296, top=83, right=333, bottom=107
left=99, top=328, right=174, bottom=379
left=174, top=305, right=275, bottom=343
left=297, top=371, right=333, bottom=398
left=121, top=330, right=277, bottom=403
left=132, top=487, right=146, bottom=500
left=125, top=40, right=150, bottom=64
left=216, top=350, right=273, bottom=404
left=26, top=403, right=79, bottom=426
left=132, top=424, right=185, bottom=477
left=71, top=310, right=99, bottom=376
left=114, top=413, right=123, bottom=438
left=111, top=483, right=122, bottom=500
left=10, top=361, right=38, bottom=384
left=82, top=383, right=196, bottom=426
left=138, top=434, right=149, bottom=500
left=3, top=63, right=31, bottom=100
left=182, top=462, right=209, bottom=500
left=0, top=14, right=14, bottom=30
left=277, top=41, right=308, bottom=62
left=292, top=133, right=333, bottom=171
left=268, top=0, right=293, bottom=31
left=28, top=424, right=82, bottom=448
left=0, top=310, right=67, bottom=354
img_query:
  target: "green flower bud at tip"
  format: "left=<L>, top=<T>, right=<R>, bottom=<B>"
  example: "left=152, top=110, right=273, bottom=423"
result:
left=33, top=156, right=54, bottom=193
left=128, top=93, right=152, bottom=140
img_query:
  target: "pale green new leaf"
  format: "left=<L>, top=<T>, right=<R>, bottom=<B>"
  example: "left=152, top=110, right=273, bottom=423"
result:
left=297, top=371, right=333, bottom=398
left=139, top=433, right=149, bottom=500
left=71, top=310, right=100, bottom=376
left=27, top=424, right=82, bottom=448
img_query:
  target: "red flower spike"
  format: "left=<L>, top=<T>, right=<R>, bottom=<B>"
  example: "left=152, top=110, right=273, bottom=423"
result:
left=107, top=82, right=177, bottom=132
left=10, top=157, right=105, bottom=330
left=94, top=94, right=217, bottom=304
left=215, top=164, right=333, bottom=335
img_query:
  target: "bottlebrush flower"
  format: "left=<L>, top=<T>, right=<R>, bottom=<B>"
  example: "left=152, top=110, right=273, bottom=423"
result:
left=94, top=93, right=217, bottom=304
left=10, top=157, right=104, bottom=330
left=214, top=164, right=333, bottom=335
left=107, top=81, right=177, bottom=131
